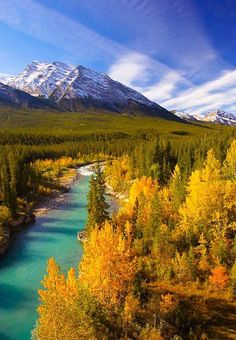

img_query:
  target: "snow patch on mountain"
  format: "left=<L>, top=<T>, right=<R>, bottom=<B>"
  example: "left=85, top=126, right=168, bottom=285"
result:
left=51, top=64, right=154, bottom=107
left=0, top=73, right=15, bottom=84
left=0, top=81, right=57, bottom=109
left=7, top=61, right=76, bottom=98
left=171, top=110, right=198, bottom=121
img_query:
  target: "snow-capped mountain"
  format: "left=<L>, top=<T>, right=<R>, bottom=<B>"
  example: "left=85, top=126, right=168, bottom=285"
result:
left=4, top=61, right=180, bottom=120
left=201, top=109, right=236, bottom=126
left=171, top=110, right=198, bottom=122
left=0, top=82, right=58, bottom=109
left=172, top=108, right=236, bottom=126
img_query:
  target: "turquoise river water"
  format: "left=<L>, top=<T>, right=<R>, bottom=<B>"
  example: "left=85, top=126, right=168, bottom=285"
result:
left=0, top=167, right=92, bottom=340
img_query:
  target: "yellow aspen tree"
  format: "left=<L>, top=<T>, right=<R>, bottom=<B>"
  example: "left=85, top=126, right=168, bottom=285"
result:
left=121, top=176, right=157, bottom=219
left=223, top=139, right=236, bottom=179
left=79, top=221, right=136, bottom=311
left=34, top=258, right=99, bottom=340
left=178, top=150, right=225, bottom=238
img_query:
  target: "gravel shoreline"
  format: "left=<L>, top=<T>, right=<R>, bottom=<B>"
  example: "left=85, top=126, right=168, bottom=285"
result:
left=34, top=172, right=79, bottom=217
left=34, top=163, right=96, bottom=217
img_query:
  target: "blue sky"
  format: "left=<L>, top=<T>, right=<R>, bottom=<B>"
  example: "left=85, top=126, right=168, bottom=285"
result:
left=0, top=0, right=236, bottom=115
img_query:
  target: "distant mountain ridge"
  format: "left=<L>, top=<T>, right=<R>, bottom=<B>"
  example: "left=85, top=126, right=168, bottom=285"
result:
left=200, top=109, right=236, bottom=126
left=172, top=109, right=236, bottom=126
left=0, top=61, right=180, bottom=121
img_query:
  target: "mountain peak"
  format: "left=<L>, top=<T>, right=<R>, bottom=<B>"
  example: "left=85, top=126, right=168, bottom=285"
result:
left=172, top=108, right=236, bottom=126
left=1, top=60, right=181, bottom=121
left=202, top=109, right=236, bottom=125
left=8, top=61, right=76, bottom=98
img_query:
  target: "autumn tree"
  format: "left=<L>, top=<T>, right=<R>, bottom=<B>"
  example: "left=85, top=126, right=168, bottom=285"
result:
left=34, top=258, right=106, bottom=340
left=223, top=139, right=236, bottom=179
left=209, top=266, right=229, bottom=288
left=178, top=149, right=235, bottom=241
left=80, top=221, right=136, bottom=311
left=230, top=260, right=236, bottom=297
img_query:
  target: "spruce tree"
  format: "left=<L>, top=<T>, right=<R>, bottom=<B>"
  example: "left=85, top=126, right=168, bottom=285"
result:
left=169, top=164, right=185, bottom=211
left=87, top=163, right=109, bottom=230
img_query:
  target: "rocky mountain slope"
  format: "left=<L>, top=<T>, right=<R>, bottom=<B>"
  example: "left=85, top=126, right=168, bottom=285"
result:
left=0, top=82, right=58, bottom=110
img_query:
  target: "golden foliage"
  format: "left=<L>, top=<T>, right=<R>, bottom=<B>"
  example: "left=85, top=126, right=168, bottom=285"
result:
left=223, top=139, right=236, bottom=179
left=159, top=293, right=179, bottom=315
left=178, top=149, right=236, bottom=238
left=79, top=220, right=137, bottom=310
left=121, top=176, right=157, bottom=220
left=104, top=155, right=132, bottom=193
left=209, top=266, right=229, bottom=288
left=35, top=258, right=100, bottom=340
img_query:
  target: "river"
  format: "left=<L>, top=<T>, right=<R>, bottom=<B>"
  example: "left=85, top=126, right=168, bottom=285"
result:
left=0, top=166, right=94, bottom=340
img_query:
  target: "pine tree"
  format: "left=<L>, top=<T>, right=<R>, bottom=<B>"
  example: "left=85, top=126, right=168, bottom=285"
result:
left=146, top=188, right=161, bottom=241
left=169, top=165, right=185, bottom=211
left=8, top=150, right=18, bottom=216
left=87, top=175, right=97, bottom=229
left=87, top=163, right=109, bottom=230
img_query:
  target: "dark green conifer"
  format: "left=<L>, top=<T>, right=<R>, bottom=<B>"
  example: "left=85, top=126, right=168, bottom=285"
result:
left=87, top=163, right=109, bottom=230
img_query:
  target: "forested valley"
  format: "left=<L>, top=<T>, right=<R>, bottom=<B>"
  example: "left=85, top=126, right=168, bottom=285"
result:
left=32, top=135, right=236, bottom=339
left=0, top=112, right=236, bottom=338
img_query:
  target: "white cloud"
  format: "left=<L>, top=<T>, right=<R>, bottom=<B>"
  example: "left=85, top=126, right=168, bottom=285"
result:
left=142, top=72, right=184, bottom=102
left=108, top=53, right=150, bottom=87
left=108, top=52, right=189, bottom=102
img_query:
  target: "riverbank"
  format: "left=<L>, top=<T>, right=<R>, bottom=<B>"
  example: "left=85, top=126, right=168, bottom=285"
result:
left=106, top=182, right=128, bottom=201
left=34, top=174, right=78, bottom=217
left=0, top=164, right=91, bottom=256
left=34, top=163, right=95, bottom=217
left=0, top=162, right=110, bottom=256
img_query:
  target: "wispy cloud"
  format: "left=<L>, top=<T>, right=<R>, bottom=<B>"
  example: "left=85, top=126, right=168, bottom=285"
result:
left=142, top=72, right=186, bottom=102
left=108, top=53, right=151, bottom=87
left=162, top=70, right=236, bottom=115
left=108, top=52, right=190, bottom=102
left=0, top=0, right=128, bottom=64
left=0, top=0, right=229, bottom=80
